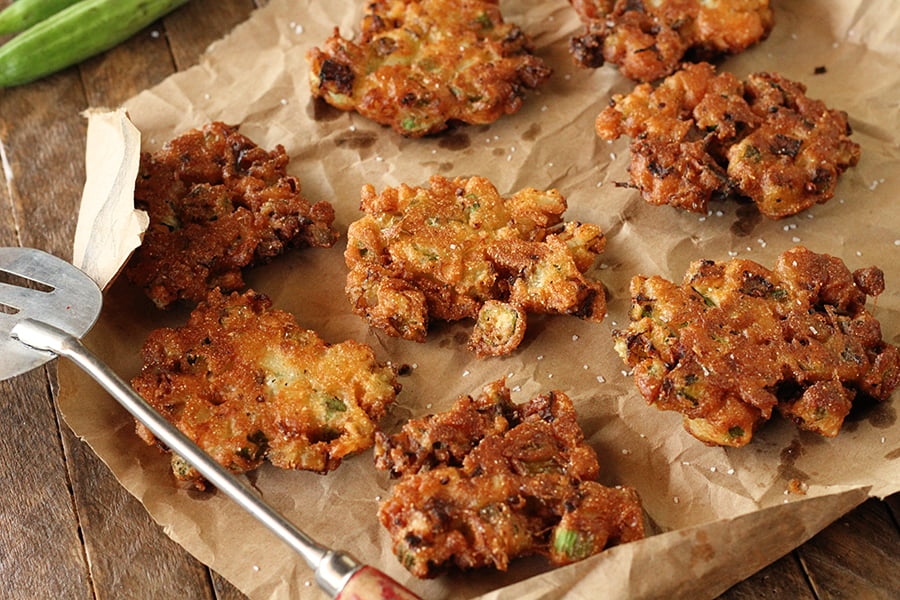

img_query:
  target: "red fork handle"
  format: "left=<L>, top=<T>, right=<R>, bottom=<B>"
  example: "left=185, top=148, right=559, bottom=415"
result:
left=336, top=566, right=421, bottom=600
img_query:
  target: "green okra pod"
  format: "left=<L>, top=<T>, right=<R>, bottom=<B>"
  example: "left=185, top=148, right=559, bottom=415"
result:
left=0, top=0, right=189, bottom=87
left=0, top=0, right=82, bottom=35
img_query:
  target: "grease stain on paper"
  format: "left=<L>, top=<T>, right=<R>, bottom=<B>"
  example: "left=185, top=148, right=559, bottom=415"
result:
left=844, top=396, right=896, bottom=431
left=777, top=438, right=810, bottom=485
left=421, top=161, right=455, bottom=173
left=308, top=97, right=344, bottom=121
left=438, top=132, right=471, bottom=151
left=334, top=131, right=377, bottom=150
left=730, top=204, right=762, bottom=237
left=522, top=122, right=542, bottom=142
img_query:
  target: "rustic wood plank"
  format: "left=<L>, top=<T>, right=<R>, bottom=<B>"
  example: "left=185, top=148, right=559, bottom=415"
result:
left=0, top=5, right=94, bottom=598
left=0, top=71, right=87, bottom=257
left=0, top=370, right=94, bottom=599
left=717, top=552, right=816, bottom=600
left=60, top=422, right=218, bottom=599
left=78, top=20, right=179, bottom=108
left=798, top=498, right=900, bottom=599
left=885, top=493, right=900, bottom=528
left=163, top=0, right=259, bottom=71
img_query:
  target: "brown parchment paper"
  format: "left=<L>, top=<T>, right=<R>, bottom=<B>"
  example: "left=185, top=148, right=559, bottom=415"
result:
left=58, top=0, right=900, bottom=598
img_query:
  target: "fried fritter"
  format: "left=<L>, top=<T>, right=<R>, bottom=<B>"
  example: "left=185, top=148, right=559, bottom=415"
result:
left=569, top=0, right=773, bottom=82
left=126, top=122, right=338, bottom=309
left=306, top=0, right=551, bottom=137
left=344, top=175, right=607, bottom=356
left=596, top=62, right=861, bottom=218
left=613, top=247, right=900, bottom=447
left=131, top=288, right=400, bottom=488
left=376, top=379, right=644, bottom=577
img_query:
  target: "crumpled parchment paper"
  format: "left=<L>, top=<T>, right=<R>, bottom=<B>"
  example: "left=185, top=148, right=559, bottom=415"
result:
left=61, top=1, right=900, bottom=598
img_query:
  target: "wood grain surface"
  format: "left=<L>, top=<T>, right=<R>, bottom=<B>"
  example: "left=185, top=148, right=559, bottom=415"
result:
left=0, top=1, right=897, bottom=599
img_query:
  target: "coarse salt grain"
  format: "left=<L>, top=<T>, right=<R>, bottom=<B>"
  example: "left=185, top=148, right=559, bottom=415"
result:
left=596, top=375, right=606, bottom=383
left=462, top=369, right=470, bottom=376
left=673, top=496, right=680, bottom=504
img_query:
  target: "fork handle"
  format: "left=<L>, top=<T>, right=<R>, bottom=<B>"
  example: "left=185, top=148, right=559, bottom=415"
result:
left=12, top=318, right=420, bottom=600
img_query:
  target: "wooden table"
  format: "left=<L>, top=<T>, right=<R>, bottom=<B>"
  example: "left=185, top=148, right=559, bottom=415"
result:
left=0, top=1, right=897, bottom=598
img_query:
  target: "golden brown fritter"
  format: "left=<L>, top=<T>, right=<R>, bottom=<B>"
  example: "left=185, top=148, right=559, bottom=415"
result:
left=306, top=0, right=551, bottom=137
left=569, top=0, right=773, bottom=82
left=376, top=379, right=644, bottom=578
left=344, top=175, right=607, bottom=357
left=126, top=122, right=338, bottom=309
left=613, top=247, right=900, bottom=447
left=131, top=288, right=400, bottom=488
left=596, top=62, right=861, bottom=218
